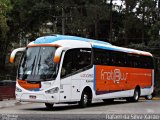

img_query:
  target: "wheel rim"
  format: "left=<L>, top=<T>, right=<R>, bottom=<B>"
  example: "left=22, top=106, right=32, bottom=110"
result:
left=83, top=94, right=88, bottom=105
left=147, top=95, right=152, bottom=99
left=134, top=90, right=139, bottom=100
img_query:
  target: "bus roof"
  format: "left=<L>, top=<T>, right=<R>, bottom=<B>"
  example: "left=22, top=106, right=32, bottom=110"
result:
left=34, top=34, right=112, bottom=46
left=93, top=45, right=152, bottom=56
left=30, top=34, right=152, bottom=57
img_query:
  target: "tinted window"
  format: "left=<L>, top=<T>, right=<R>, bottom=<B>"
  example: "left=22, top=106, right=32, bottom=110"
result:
left=61, top=48, right=92, bottom=77
left=93, top=48, right=153, bottom=69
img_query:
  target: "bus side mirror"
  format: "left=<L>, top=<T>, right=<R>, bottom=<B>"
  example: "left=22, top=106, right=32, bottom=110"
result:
left=54, top=47, right=69, bottom=63
left=10, top=47, right=26, bottom=63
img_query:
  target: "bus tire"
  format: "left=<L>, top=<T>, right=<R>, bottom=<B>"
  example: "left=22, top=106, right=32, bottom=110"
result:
left=127, top=88, right=140, bottom=102
left=79, top=90, right=92, bottom=108
left=45, top=103, right=54, bottom=109
left=145, top=94, right=153, bottom=100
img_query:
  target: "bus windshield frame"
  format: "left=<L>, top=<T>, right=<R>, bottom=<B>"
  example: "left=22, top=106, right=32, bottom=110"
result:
left=18, top=46, right=59, bottom=82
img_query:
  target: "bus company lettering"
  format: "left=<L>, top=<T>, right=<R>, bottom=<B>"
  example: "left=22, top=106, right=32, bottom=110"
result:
left=101, top=69, right=128, bottom=83
left=80, top=74, right=94, bottom=78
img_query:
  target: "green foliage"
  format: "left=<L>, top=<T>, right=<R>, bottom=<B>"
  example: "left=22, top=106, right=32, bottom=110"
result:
left=0, top=0, right=160, bottom=71
left=0, top=0, right=10, bottom=38
left=0, top=0, right=11, bottom=68
left=148, top=21, right=160, bottom=41
left=126, top=43, right=149, bottom=51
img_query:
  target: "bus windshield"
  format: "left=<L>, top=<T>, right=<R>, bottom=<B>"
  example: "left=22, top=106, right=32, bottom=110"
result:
left=18, top=46, right=58, bottom=81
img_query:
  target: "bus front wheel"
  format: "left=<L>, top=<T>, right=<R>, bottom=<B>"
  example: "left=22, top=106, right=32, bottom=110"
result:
left=79, top=91, right=91, bottom=108
left=45, top=103, right=54, bottom=109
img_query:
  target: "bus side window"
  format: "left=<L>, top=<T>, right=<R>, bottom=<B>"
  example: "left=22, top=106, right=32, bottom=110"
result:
left=61, top=50, right=73, bottom=77
left=61, top=48, right=92, bottom=78
left=74, top=49, right=91, bottom=70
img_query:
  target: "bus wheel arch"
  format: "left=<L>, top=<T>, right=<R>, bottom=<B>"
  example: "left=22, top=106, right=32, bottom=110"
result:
left=134, top=85, right=141, bottom=101
left=145, top=94, right=153, bottom=100
left=79, top=86, right=92, bottom=108
left=135, top=85, right=141, bottom=96
left=127, top=85, right=141, bottom=102
left=45, top=103, right=54, bottom=109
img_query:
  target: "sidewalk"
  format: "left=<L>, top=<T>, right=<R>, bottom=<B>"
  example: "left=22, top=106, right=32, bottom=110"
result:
left=0, top=99, right=30, bottom=108
left=140, top=97, right=160, bottom=100
left=151, top=97, right=160, bottom=100
left=0, top=97, right=160, bottom=109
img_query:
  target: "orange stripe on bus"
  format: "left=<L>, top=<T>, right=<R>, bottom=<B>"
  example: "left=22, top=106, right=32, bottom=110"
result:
left=54, top=56, right=61, bottom=63
left=95, top=65, right=152, bottom=94
left=10, top=57, right=14, bottom=63
left=18, top=80, right=41, bottom=90
left=27, top=44, right=61, bottom=47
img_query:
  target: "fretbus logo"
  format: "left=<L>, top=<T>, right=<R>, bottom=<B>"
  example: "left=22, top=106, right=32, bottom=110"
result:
left=101, top=69, right=128, bottom=84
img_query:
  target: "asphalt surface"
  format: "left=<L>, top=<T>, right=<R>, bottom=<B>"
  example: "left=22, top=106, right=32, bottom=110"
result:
left=0, top=99, right=160, bottom=120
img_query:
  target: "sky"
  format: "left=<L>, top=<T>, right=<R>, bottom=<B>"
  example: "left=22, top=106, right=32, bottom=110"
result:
left=112, top=0, right=123, bottom=6
left=106, top=0, right=124, bottom=6
left=106, top=0, right=125, bottom=9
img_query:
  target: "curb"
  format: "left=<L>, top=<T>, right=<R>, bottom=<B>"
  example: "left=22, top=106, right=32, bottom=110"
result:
left=0, top=99, right=30, bottom=108
left=140, top=97, right=160, bottom=100
left=152, top=97, right=160, bottom=100
left=0, top=98, right=15, bottom=101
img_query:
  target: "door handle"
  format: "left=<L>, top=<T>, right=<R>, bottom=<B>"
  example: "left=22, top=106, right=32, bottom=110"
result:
left=77, top=89, right=80, bottom=92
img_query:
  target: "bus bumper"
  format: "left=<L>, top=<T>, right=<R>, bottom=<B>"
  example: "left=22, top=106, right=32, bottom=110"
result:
left=16, top=92, right=59, bottom=103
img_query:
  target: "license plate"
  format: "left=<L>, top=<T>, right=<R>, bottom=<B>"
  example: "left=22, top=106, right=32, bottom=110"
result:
left=29, top=95, right=36, bottom=99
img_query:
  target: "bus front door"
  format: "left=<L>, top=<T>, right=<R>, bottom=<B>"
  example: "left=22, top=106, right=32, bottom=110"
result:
left=71, top=74, right=81, bottom=101
left=60, top=76, right=72, bottom=102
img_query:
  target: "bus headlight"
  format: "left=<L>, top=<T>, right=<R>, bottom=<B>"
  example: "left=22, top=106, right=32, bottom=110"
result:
left=16, top=87, right=22, bottom=92
left=45, top=87, right=59, bottom=94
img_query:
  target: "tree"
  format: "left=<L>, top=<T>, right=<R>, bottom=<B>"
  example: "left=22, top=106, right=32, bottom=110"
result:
left=123, top=0, right=139, bottom=45
left=136, top=0, right=157, bottom=45
left=0, top=0, right=11, bottom=68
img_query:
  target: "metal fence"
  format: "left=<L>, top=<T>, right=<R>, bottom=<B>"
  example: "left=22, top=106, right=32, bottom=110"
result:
left=0, top=75, right=16, bottom=81
left=0, top=80, right=16, bottom=100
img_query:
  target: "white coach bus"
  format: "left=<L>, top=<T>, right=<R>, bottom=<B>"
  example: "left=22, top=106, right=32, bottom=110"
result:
left=10, top=35, right=154, bottom=108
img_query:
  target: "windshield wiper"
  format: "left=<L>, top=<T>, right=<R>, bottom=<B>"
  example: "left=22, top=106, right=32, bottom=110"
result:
left=38, top=55, right=41, bottom=72
left=20, top=55, right=36, bottom=79
left=31, top=56, right=36, bottom=75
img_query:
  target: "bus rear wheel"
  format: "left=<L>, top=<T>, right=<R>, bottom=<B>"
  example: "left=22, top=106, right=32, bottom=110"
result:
left=45, top=103, right=54, bottom=109
left=127, top=88, right=140, bottom=102
left=145, top=94, right=153, bottom=100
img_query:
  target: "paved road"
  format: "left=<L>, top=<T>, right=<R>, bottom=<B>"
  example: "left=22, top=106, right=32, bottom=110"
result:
left=0, top=99, right=160, bottom=120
